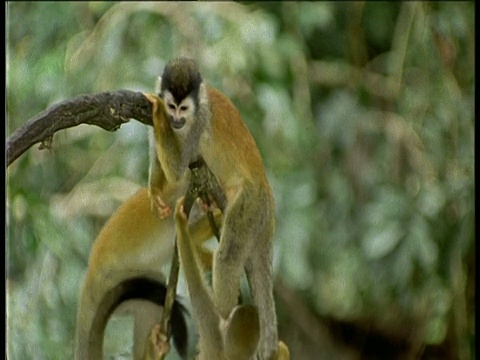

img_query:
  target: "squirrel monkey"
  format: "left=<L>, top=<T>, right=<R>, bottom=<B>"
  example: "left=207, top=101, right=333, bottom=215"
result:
left=146, top=57, right=288, bottom=359
left=174, top=196, right=260, bottom=360
left=74, top=188, right=219, bottom=359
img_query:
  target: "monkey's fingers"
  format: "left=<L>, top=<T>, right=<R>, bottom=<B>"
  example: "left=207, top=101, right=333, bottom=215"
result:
left=152, top=194, right=172, bottom=219
left=143, top=324, right=170, bottom=360
left=144, top=92, right=160, bottom=108
left=174, top=196, right=188, bottom=223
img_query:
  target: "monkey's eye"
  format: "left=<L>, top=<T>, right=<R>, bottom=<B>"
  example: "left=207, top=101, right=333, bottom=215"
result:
left=167, top=103, right=176, bottom=110
left=179, top=105, right=189, bottom=111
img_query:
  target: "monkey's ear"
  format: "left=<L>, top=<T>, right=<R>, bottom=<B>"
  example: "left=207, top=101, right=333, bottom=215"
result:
left=198, top=82, right=209, bottom=108
left=155, top=77, right=162, bottom=95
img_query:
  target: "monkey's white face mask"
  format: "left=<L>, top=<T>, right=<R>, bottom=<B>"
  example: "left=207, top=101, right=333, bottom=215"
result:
left=162, top=91, right=196, bottom=130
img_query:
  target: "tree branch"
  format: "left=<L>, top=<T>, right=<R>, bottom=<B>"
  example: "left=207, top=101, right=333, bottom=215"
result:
left=6, top=90, right=153, bottom=167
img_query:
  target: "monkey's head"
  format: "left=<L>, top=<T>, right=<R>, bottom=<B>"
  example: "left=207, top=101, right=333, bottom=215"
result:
left=160, top=57, right=203, bottom=130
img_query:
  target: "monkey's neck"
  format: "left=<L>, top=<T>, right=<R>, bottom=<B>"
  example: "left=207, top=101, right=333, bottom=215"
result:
left=176, top=103, right=211, bottom=177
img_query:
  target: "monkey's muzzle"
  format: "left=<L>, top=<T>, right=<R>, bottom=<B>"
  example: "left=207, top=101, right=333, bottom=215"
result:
left=169, top=115, right=186, bottom=130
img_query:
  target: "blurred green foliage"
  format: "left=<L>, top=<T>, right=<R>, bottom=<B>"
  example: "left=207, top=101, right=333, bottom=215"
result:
left=6, top=2, right=474, bottom=359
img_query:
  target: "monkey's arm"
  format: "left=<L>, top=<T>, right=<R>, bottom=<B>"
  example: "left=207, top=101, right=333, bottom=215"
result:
left=145, top=93, right=186, bottom=182
left=148, top=138, right=173, bottom=219
left=146, top=92, right=191, bottom=221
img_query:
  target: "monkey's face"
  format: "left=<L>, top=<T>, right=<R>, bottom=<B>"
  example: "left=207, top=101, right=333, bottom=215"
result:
left=162, top=90, right=196, bottom=130
left=160, top=58, right=203, bottom=131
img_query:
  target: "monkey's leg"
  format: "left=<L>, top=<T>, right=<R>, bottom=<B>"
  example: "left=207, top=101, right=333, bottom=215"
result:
left=174, top=198, right=224, bottom=359
left=245, top=239, right=278, bottom=360
left=212, top=189, right=257, bottom=320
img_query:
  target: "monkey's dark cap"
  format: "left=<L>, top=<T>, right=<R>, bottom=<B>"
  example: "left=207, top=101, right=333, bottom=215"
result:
left=161, top=57, right=202, bottom=104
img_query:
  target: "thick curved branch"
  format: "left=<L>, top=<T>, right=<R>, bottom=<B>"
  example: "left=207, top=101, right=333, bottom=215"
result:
left=6, top=90, right=153, bottom=167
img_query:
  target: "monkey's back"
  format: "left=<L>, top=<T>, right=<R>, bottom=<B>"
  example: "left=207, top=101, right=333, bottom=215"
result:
left=88, top=188, right=175, bottom=277
left=204, top=87, right=270, bottom=197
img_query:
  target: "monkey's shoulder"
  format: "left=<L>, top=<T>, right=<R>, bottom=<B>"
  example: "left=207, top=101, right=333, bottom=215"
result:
left=204, top=86, right=269, bottom=187
left=206, top=86, right=241, bottom=119
left=205, top=86, right=258, bottom=148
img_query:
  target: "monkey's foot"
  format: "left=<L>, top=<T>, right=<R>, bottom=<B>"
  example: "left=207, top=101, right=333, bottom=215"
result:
left=174, top=197, right=188, bottom=225
left=144, top=324, right=170, bottom=360
left=196, top=196, right=218, bottom=213
left=152, top=194, right=172, bottom=219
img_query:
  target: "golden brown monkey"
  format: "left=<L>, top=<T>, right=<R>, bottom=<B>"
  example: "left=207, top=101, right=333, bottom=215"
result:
left=146, top=57, right=289, bottom=360
left=74, top=188, right=218, bottom=359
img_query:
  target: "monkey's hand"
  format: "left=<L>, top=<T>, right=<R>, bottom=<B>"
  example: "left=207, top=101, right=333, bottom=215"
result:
left=144, top=92, right=160, bottom=111
left=143, top=324, right=170, bottom=360
left=144, top=92, right=169, bottom=133
left=150, top=188, right=172, bottom=220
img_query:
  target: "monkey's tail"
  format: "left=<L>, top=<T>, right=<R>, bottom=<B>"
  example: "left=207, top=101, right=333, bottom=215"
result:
left=92, top=276, right=189, bottom=358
